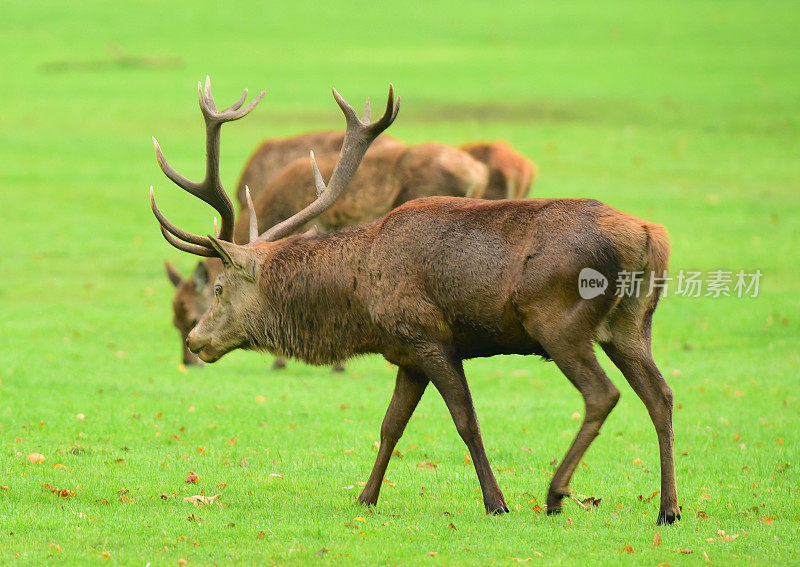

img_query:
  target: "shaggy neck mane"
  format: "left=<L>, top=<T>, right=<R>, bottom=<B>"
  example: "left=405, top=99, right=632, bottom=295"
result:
left=251, top=227, right=377, bottom=365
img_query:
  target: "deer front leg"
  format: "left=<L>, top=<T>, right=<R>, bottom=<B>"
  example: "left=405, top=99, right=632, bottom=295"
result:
left=359, top=366, right=428, bottom=506
left=417, top=350, right=509, bottom=514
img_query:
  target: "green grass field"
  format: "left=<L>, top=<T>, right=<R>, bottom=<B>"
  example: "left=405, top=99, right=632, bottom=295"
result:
left=2, top=0, right=799, bottom=564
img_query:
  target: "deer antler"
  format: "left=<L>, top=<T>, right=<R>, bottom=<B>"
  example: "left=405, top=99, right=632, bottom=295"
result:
left=151, top=76, right=266, bottom=255
left=253, top=84, right=399, bottom=243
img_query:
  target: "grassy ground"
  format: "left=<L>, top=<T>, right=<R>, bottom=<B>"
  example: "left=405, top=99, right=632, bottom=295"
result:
left=1, top=0, right=799, bottom=564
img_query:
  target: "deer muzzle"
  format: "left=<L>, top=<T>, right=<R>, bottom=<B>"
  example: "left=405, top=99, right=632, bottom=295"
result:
left=186, top=332, right=221, bottom=363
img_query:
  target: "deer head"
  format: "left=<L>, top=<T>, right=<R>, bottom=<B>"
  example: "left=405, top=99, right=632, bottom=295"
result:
left=151, top=77, right=399, bottom=362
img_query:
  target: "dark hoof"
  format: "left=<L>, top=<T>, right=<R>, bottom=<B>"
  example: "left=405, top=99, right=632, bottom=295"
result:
left=657, top=509, right=681, bottom=525
left=546, top=490, right=568, bottom=515
left=487, top=504, right=510, bottom=515
left=357, top=491, right=377, bottom=507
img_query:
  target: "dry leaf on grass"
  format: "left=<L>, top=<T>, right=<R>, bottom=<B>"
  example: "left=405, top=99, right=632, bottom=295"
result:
left=653, top=532, right=662, bottom=547
left=42, top=483, right=76, bottom=498
left=27, top=453, right=46, bottom=464
left=638, top=490, right=660, bottom=502
left=183, top=493, right=221, bottom=507
left=569, top=495, right=601, bottom=510
left=184, top=471, right=199, bottom=484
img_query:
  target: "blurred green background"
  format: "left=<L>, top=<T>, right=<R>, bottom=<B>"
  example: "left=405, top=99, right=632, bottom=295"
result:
left=1, top=1, right=798, bottom=564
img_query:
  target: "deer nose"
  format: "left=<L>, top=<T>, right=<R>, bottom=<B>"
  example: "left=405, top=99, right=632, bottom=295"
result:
left=186, top=331, right=202, bottom=354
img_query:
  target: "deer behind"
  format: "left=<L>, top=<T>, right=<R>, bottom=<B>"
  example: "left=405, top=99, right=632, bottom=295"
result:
left=151, top=79, right=679, bottom=525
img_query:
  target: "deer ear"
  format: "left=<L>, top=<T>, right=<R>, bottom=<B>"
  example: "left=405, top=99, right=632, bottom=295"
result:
left=207, top=237, right=257, bottom=281
left=164, top=262, right=183, bottom=287
left=191, top=262, right=210, bottom=290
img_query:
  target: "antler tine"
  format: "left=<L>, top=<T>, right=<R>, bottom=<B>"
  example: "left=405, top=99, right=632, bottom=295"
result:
left=310, top=151, right=326, bottom=197
left=203, top=75, right=217, bottom=111
left=153, top=137, right=202, bottom=193
left=225, top=89, right=249, bottom=112
left=362, top=98, right=371, bottom=123
left=150, top=187, right=213, bottom=248
left=151, top=187, right=216, bottom=256
left=245, top=187, right=259, bottom=243
left=255, top=84, right=399, bottom=243
left=160, top=226, right=217, bottom=257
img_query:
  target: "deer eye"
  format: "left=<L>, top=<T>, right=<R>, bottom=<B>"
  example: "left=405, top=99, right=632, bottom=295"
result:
left=214, top=285, right=222, bottom=297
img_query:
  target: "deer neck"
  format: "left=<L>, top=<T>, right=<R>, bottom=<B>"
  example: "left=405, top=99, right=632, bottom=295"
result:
left=254, top=227, right=377, bottom=365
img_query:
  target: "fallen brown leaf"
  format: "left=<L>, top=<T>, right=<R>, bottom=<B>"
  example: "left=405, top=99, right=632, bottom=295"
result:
left=42, top=483, right=76, bottom=498
left=27, top=453, right=46, bottom=464
left=184, top=472, right=199, bottom=484
left=638, top=490, right=660, bottom=502
left=653, top=532, right=662, bottom=547
left=183, top=494, right=221, bottom=507
left=417, top=461, right=437, bottom=470
left=620, top=545, right=634, bottom=553
left=760, top=516, right=774, bottom=524
left=680, top=548, right=694, bottom=554
left=581, top=496, right=601, bottom=508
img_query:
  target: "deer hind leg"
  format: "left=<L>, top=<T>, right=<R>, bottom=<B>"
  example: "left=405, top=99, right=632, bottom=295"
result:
left=359, top=366, right=428, bottom=506
left=416, top=348, right=509, bottom=514
left=532, top=326, right=620, bottom=515
left=600, top=319, right=679, bottom=525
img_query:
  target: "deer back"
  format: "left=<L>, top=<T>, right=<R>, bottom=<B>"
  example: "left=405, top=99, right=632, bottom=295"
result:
left=461, top=141, right=537, bottom=200
left=235, top=131, right=402, bottom=208
left=390, top=143, right=489, bottom=207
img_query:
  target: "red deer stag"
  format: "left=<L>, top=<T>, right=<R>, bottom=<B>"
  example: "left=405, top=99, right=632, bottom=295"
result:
left=151, top=78, right=679, bottom=524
